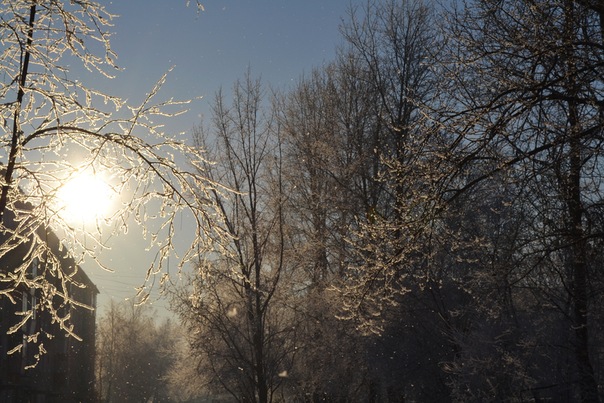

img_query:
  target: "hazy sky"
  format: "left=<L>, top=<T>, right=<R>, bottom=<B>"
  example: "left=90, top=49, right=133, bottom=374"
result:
left=88, top=1, right=362, bottom=315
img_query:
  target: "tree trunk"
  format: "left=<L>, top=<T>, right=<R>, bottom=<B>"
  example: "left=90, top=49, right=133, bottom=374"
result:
left=564, top=1, right=599, bottom=399
left=567, top=120, right=599, bottom=402
left=0, top=3, right=36, bottom=223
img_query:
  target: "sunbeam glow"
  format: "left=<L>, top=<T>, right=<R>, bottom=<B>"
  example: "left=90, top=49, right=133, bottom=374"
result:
left=56, top=168, right=115, bottom=224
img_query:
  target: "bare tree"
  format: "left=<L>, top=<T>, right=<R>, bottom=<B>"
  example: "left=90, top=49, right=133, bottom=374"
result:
left=96, top=300, right=177, bottom=403
left=336, top=0, right=445, bottom=334
left=0, top=0, right=217, bottom=363
left=172, top=74, right=297, bottom=403
left=273, top=2, right=454, bottom=399
left=275, top=64, right=380, bottom=400
left=440, top=0, right=604, bottom=400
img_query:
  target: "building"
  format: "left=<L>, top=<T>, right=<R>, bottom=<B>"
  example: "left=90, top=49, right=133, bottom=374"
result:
left=0, top=202, right=98, bottom=402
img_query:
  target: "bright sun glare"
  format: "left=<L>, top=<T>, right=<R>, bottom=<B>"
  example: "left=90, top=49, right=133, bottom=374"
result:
left=57, top=169, right=114, bottom=223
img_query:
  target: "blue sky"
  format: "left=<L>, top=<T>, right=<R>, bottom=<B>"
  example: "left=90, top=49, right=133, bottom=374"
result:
left=101, top=1, right=359, bottom=134
left=89, top=1, right=363, bottom=315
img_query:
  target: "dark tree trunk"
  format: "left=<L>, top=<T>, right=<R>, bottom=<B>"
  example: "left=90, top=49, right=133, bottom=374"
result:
left=565, top=3, right=599, bottom=393
left=0, top=3, right=36, bottom=224
left=567, top=125, right=599, bottom=402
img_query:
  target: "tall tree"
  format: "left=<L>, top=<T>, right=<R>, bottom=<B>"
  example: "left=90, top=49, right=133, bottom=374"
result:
left=172, top=74, right=296, bottom=402
left=276, top=63, right=382, bottom=399
left=276, top=2, right=453, bottom=399
left=0, top=0, right=215, bottom=357
left=337, top=0, right=445, bottom=333
left=441, top=0, right=604, bottom=399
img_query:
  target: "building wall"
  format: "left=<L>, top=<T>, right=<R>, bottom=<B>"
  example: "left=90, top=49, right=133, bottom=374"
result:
left=0, top=230, right=98, bottom=402
left=0, top=278, right=98, bottom=402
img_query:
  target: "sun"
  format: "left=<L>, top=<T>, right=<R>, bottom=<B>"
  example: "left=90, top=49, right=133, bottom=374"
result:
left=56, top=169, right=114, bottom=223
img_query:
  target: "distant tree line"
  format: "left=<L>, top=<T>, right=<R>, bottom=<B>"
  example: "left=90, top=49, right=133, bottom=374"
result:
left=95, top=301, right=180, bottom=403
left=99, top=0, right=604, bottom=401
